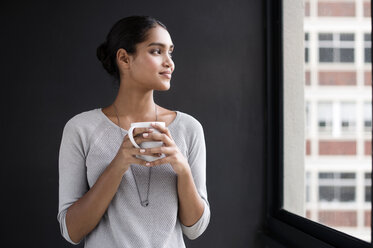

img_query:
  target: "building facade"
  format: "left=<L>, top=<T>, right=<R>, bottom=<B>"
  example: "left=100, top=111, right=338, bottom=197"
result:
left=304, top=0, right=371, bottom=241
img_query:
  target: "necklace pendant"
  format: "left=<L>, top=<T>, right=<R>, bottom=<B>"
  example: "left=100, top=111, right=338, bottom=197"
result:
left=141, top=200, right=149, bottom=207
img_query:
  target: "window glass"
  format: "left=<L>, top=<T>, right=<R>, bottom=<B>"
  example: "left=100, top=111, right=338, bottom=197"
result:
left=318, top=102, right=333, bottom=134
left=340, top=102, right=356, bottom=134
left=365, top=33, right=371, bottom=63
left=366, top=173, right=371, bottom=202
left=318, top=33, right=355, bottom=63
left=364, top=102, right=372, bottom=132
left=283, top=0, right=371, bottom=242
left=305, top=33, right=309, bottom=63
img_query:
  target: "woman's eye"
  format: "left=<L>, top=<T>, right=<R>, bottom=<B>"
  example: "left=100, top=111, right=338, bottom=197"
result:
left=151, top=49, right=161, bottom=55
left=150, top=49, right=173, bottom=58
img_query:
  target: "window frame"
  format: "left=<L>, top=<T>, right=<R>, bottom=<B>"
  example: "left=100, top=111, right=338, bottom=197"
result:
left=263, top=0, right=373, bottom=247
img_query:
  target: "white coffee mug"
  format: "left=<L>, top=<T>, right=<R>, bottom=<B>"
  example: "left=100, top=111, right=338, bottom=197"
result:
left=128, top=121, right=166, bottom=162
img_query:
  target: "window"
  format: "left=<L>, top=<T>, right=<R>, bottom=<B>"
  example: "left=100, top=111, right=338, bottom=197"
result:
left=318, top=33, right=355, bottom=63
left=365, top=33, right=371, bottom=63
left=340, top=102, right=356, bottom=134
left=365, top=173, right=371, bottom=203
left=264, top=0, right=372, bottom=247
left=318, top=102, right=333, bottom=134
left=364, top=102, right=372, bottom=133
left=318, top=172, right=356, bottom=203
left=305, top=33, right=309, bottom=63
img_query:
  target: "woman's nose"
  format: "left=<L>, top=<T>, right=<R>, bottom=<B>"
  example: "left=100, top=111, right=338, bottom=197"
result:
left=163, top=56, right=174, bottom=70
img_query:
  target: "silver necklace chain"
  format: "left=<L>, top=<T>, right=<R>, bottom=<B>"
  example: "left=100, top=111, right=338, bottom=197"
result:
left=112, top=103, right=157, bottom=207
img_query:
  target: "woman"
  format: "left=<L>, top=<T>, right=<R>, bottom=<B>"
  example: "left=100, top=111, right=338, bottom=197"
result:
left=57, top=16, right=210, bottom=247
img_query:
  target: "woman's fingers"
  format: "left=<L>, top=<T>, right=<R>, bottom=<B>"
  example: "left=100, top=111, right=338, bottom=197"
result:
left=131, top=147, right=165, bottom=156
left=128, top=128, right=154, bottom=139
left=122, top=129, right=154, bottom=147
left=140, top=132, right=172, bottom=146
left=133, top=147, right=171, bottom=156
left=124, top=128, right=153, bottom=140
left=133, top=127, right=154, bottom=136
left=130, top=156, right=151, bottom=167
left=151, top=123, right=173, bottom=140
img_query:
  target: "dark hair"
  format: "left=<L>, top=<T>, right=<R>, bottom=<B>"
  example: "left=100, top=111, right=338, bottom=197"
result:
left=96, top=16, right=167, bottom=86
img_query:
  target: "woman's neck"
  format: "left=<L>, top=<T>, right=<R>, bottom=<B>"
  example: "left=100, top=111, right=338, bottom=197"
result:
left=112, top=82, right=157, bottom=121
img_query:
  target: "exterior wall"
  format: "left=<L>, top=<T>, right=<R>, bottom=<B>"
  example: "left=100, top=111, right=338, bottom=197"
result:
left=364, top=140, right=371, bottom=155
left=318, top=71, right=356, bottom=86
left=364, top=1, right=371, bottom=17
left=318, top=140, right=357, bottom=155
left=318, top=210, right=357, bottom=226
left=318, top=2, right=356, bottom=17
left=365, top=71, right=371, bottom=85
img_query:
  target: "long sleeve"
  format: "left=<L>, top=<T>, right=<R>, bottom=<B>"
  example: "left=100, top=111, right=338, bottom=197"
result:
left=57, top=119, right=88, bottom=245
left=180, top=120, right=210, bottom=240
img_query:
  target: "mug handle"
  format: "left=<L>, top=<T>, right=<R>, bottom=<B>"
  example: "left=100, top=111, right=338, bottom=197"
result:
left=128, top=126, right=140, bottom=148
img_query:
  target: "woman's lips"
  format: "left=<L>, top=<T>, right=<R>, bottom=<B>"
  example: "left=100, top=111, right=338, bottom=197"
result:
left=159, top=72, right=171, bottom=79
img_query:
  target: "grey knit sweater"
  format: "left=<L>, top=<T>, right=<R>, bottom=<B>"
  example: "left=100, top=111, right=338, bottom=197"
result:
left=57, top=108, right=210, bottom=247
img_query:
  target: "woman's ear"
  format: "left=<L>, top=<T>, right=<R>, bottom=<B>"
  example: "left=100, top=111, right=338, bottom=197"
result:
left=116, top=48, right=130, bottom=69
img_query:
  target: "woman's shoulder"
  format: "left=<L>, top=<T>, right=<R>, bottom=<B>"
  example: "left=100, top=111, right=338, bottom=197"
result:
left=158, top=105, right=202, bottom=127
left=174, top=111, right=206, bottom=149
left=165, top=108, right=204, bottom=136
left=177, top=111, right=203, bottom=128
left=66, top=108, right=100, bottom=124
left=63, top=108, right=104, bottom=133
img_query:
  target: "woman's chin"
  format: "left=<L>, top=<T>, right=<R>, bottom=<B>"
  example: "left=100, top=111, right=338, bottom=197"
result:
left=157, top=81, right=171, bottom=90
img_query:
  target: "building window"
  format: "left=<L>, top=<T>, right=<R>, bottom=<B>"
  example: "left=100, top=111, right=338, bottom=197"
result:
left=365, top=33, right=371, bottom=63
left=365, top=172, right=371, bottom=202
left=318, top=33, right=355, bottom=63
left=364, top=102, right=372, bottom=132
left=318, top=172, right=356, bottom=203
left=305, top=33, right=309, bottom=63
left=341, top=102, right=356, bottom=134
left=364, top=102, right=372, bottom=133
left=318, top=102, right=333, bottom=134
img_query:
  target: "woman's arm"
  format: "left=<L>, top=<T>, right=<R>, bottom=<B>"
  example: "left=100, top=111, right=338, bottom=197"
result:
left=65, top=161, right=127, bottom=243
left=176, top=166, right=205, bottom=226
left=144, top=121, right=210, bottom=239
left=58, top=120, right=152, bottom=244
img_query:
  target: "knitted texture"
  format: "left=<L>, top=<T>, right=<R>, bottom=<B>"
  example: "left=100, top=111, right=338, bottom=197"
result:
left=57, top=108, right=210, bottom=247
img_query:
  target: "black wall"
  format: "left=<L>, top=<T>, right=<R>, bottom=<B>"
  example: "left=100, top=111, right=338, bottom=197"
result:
left=2, top=0, right=266, bottom=247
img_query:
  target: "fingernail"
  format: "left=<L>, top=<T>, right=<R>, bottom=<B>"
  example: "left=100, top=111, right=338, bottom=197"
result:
left=140, top=149, right=145, bottom=153
left=143, top=133, right=149, bottom=137
left=148, top=128, right=155, bottom=132
left=151, top=122, right=156, bottom=126
left=146, top=162, right=150, bottom=166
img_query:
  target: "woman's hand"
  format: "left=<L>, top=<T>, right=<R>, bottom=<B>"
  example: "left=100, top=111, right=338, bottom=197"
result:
left=139, top=122, right=190, bottom=176
left=111, top=127, right=161, bottom=174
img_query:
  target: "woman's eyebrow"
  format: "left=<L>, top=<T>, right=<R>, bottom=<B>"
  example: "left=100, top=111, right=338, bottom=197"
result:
left=147, top=42, right=174, bottom=49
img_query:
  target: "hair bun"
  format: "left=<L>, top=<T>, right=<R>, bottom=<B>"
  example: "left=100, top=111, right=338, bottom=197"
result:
left=96, top=42, right=115, bottom=76
left=96, top=43, right=107, bottom=61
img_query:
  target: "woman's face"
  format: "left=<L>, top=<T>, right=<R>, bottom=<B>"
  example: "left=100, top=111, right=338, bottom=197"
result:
left=125, top=25, right=175, bottom=91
